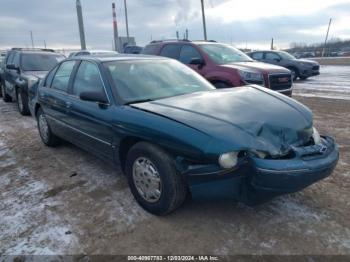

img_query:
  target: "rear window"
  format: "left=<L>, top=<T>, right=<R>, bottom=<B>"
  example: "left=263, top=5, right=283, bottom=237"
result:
left=21, top=53, right=65, bottom=71
left=141, top=45, right=158, bottom=55
left=160, top=44, right=181, bottom=59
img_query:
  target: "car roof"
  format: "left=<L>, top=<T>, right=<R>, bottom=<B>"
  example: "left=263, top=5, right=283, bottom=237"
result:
left=8, top=49, right=62, bottom=55
left=68, top=54, right=168, bottom=63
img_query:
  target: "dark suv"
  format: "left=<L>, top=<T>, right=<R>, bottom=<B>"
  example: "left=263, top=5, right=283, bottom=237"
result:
left=1, top=48, right=65, bottom=115
left=142, top=40, right=293, bottom=96
left=248, top=50, right=320, bottom=80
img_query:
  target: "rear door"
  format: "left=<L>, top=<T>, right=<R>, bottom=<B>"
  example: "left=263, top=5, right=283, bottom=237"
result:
left=65, top=60, right=114, bottom=160
left=39, top=60, right=77, bottom=139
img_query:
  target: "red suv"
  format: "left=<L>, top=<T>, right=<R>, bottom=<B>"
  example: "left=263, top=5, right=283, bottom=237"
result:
left=142, top=40, right=293, bottom=96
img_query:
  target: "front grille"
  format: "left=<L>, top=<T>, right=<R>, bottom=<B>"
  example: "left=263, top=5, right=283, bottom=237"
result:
left=312, top=65, right=320, bottom=71
left=268, top=74, right=292, bottom=91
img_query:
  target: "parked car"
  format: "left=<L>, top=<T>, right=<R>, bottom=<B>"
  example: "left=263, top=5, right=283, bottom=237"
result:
left=123, top=45, right=143, bottom=54
left=248, top=50, right=320, bottom=80
left=69, top=50, right=119, bottom=57
left=0, top=53, right=6, bottom=97
left=30, top=55, right=338, bottom=215
left=1, top=48, right=65, bottom=115
left=142, top=40, right=293, bottom=96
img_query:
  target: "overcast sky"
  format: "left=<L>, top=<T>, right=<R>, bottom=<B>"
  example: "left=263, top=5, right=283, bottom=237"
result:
left=0, top=0, right=349, bottom=50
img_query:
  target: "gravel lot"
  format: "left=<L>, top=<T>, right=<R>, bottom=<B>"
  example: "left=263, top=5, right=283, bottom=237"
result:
left=0, top=66, right=349, bottom=256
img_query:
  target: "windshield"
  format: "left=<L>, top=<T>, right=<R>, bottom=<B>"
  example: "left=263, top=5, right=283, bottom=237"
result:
left=104, top=59, right=215, bottom=104
left=199, top=44, right=253, bottom=64
left=21, top=53, right=65, bottom=71
left=278, top=51, right=296, bottom=60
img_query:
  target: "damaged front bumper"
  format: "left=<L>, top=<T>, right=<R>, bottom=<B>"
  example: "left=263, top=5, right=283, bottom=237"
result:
left=185, top=136, right=339, bottom=204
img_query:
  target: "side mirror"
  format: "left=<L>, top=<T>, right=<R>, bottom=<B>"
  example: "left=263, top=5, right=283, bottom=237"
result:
left=80, top=91, right=108, bottom=105
left=189, top=58, right=205, bottom=66
left=273, top=58, right=281, bottom=62
left=6, top=64, right=19, bottom=70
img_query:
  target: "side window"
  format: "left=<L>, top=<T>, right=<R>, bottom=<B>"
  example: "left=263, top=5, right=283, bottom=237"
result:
left=72, top=61, right=105, bottom=98
left=44, top=66, right=58, bottom=87
left=6, top=52, right=14, bottom=65
left=141, top=45, right=158, bottom=55
left=51, top=61, right=76, bottom=92
left=179, top=45, right=202, bottom=64
left=265, top=52, right=280, bottom=61
left=13, top=53, right=20, bottom=67
left=251, top=52, right=263, bottom=60
left=160, top=44, right=181, bottom=59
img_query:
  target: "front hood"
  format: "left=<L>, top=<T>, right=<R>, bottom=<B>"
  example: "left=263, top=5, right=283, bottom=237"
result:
left=222, top=61, right=290, bottom=74
left=22, top=71, right=48, bottom=79
left=132, top=86, right=313, bottom=156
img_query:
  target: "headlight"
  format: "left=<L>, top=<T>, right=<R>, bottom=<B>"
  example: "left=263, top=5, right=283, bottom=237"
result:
left=299, top=62, right=312, bottom=67
left=238, top=69, right=263, bottom=82
left=312, top=127, right=322, bottom=145
left=218, top=152, right=238, bottom=169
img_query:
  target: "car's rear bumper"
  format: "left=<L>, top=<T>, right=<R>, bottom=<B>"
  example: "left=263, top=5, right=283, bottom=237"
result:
left=186, top=136, right=339, bottom=204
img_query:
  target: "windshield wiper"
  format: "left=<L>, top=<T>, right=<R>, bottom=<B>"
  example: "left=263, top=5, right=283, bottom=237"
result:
left=124, top=98, right=155, bottom=105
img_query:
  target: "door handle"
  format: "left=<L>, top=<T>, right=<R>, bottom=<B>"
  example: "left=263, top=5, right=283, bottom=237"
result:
left=65, top=102, right=72, bottom=109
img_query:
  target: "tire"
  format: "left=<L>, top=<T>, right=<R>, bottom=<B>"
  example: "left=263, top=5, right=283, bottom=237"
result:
left=125, top=142, right=187, bottom=215
left=1, top=84, right=12, bottom=102
left=288, top=67, right=299, bottom=81
left=300, top=76, right=308, bottom=80
left=213, top=81, right=230, bottom=89
left=36, top=108, right=60, bottom=147
left=16, top=89, right=30, bottom=116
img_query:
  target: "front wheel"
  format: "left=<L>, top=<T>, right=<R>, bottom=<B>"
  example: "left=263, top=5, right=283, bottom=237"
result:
left=1, top=84, right=12, bottom=102
left=288, top=68, right=299, bottom=81
left=125, top=142, right=187, bottom=215
left=16, top=89, right=30, bottom=115
left=37, top=108, right=60, bottom=147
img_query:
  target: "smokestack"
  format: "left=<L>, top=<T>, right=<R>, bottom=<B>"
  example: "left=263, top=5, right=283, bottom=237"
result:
left=76, top=0, right=86, bottom=50
left=112, top=2, right=119, bottom=52
left=271, top=38, right=274, bottom=50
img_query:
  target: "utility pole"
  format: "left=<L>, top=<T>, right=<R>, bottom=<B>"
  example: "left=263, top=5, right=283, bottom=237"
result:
left=200, top=0, right=207, bottom=41
left=44, top=40, right=47, bottom=49
left=112, top=2, right=119, bottom=52
left=76, top=0, right=86, bottom=50
left=30, top=31, right=34, bottom=48
left=124, top=0, right=129, bottom=42
left=271, top=38, right=274, bottom=50
left=322, top=18, right=332, bottom=57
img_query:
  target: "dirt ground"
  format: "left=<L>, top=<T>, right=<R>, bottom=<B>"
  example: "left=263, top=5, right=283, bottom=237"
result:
left=0, top=66, right=350, bottom=256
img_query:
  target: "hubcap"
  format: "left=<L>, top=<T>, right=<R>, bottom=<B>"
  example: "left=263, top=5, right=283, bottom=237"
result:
left=18, top=92, right=23, bottom=112
left=38, top=114, right=49, bottom=142
left=132, top=157, right=162, bottom=203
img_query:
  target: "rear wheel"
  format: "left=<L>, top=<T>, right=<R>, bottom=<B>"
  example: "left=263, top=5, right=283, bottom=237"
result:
left=16, top=89, right=30, bottom=115
left=125, top=142, right=187, bottom=215
left=1, top=84, right=12, bottom=102
left=37, top=108, right=60, bottom=147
